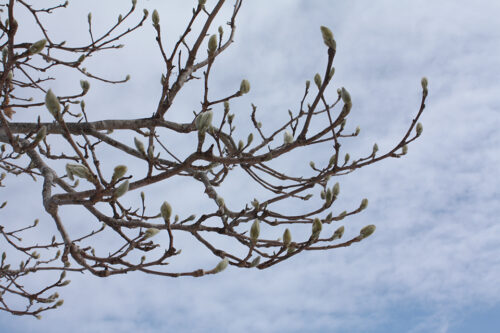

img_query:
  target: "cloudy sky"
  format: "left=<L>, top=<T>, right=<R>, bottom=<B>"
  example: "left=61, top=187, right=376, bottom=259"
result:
left=1, top=0, right=499, bottom=332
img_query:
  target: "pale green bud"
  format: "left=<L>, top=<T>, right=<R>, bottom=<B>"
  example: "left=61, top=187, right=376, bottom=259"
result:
left=306, top=80, right=311, bottom=90
left=416, top=122, right=423, bottom=136
left=208, top=34, right=218, bottom=54
left=355, top=126, right=360, bottom=135
left=238, top=140, right=244, bottom=150
left=132, top=0, right=137, bottom=7
left=402, top=145, right=408, bottom=155
left=87, top=12, right=92, bottom=24
left=309, top=161, right=315, bottom=169
left=249, top=256, right=260, bottom=268
left=311, top=218, right=322, bottom=240
left=360, top=198, right=368, bottom=210
left=161, top=201, right=172, bottom=220
left=199, top=0, right=207, bottom=6
left=215, top=196, right=225, bottom=207
left=55, top=300, right=64, bottom=307
left=283, top=228, right=292, bottom=247
left=239, top=79, right=250, bottom=95
left=195, top=110, right=213, bottom=133
left=341, top=87, right=351, bottom=104
left=333, top=225, right=344, bottom=239
left=80, top=80, right=90, bottom=94
left=247, top=133, right=253, bottom=146
left=218, top=26, right=223, bottom=37
left=251, top=198, right=259, bottom=209
left=328, top=154, right=336, bottom=167
left=66, top=163, right=92, bottom=181
left=29, top=39, right=47, bottom=55
left=111, top=165, right=127, bottom=182
left=60, top=280, right=71, bottom=286
left=223, top=101, right=230, bottom=112
left=360, top=224, right=376, bottom=238
left=344, top=153, right=350, bottom=164
left=421, top=77, right=428, bottom=92
left=213, top=258, right=228, bottom=273
left=114, top=180, right=129, bottom=198
left=250, top=220, right=260, bottom=242
left=372, top=143, right=379, bottom=155
left=134, top=137, right=146, bottom=155
left=33, top=126, right=47, bottom=145
left=320, top=26, right=336, bottom=50
left=338, top=211, right=347, bottom=220
left=152, top=9, right=160, bottom=26
left=283, top=131, right=293, bottom=145
left=314, top=73, right=322, bottom=89
left=320, top=190, right=326, bottom=199
left=144, top=227, right=160, bottom=239
left=325, top=188, right=333, bottom=205
left=45, top=89, right=61, bottom=118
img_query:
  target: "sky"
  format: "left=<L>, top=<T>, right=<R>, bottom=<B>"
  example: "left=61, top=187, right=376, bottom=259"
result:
left=1, top=0, right=499, bottom=332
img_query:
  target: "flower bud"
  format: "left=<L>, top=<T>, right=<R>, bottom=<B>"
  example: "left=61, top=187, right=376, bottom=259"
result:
left=305, top=80, right=310, bottom=90
left=421, top=77, right=428, bottom=92
left=134, top=137, right=146, bottom=155
left=320, top=26, right=336, bottom=50
left=144, top=228, right=160, bottom=239
left=314, top=73, right=322, bottom=89
left=33, top=126, right=47, bottom=145
left=80, top=80, right=90, bottom=94
left=208, top=34, right=218, bottom=54
left=341, top=87, right=351, bottom=104
left=249, top=256, right=260, bottom=268
left=152, top=9, right=160, bottom=26
left=311, top=218, right=322, bottom=240
left=344, top=153, right=350, bottom=164
left=111, top=165, right=127, bottom=182
left=29, top=39, right=47, bottom=55
left=283, top=228, right=292, bottom=247
left=247, top=133, right=253, bottom=146
left=355, top=126, right=360, bottom=135
left=402, top=145, right=408, bottom=155
left=372, top=143, right=379, bottom=155
left=360, top=224, right=376, bottom=238
left=161, top=201, right=172, bottom=220
left=332, top=182, right=340, bottom=197
left=325, top=188, right=333, bottom=205
left=309, top=161, right=315, bottom=169
left=250, top=220, right=260, bottom=242
left=238, top=140, right=244, bottom=151
left=45, top=89, right=61, bottom=118
left=360, top=198, right=368, bottom=210
left=199, top=0, right=207, bottom=7
left=416, top=122, right=423, bottom=136
left=213, top=258, right=228, bottom=273
left=283, top=131, right=293, bottom=145
left=333, top=225, right=344, bottom=239
left=239, top=79, right=250, bottom=95
left=114, top=180, right=129, bottom=198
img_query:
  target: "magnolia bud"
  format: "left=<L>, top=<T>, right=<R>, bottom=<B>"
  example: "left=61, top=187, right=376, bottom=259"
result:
left=249, top=256, right=260, bottom=268
left=114, top=180, right=129, bottom=198
left=33, top=126, right=47, bottom=145
left=87, top=12, right=92, bottom=24
left=132, top=0, right=137, bottom=7
left=134, top=137, right=146, bottom=155
left=80, top=80, right=90, bottom=94
left=238, top=140, right=244, bottom=151
left=208, top=34, right=218, bottom=54
left=152, top=9, right=160, bottom=26
left=283, top=228, right=292, bottom=247
left=111, top=165, right=127, bottom=182
left=309, top=161, right=315, bottom=169
left=247, top=133, right=253, bottom=146
left=29, top=39, right=47, bottom=55
left=45, top=89, right=61, bottom=118
left=416, top=123, right=423, bottom=136
left=305, top=80, right=310, bottom=90
left=320, top=26, right=336, bottom=50
left=421, top=77, right=428, bottom=92
left=218, top=26, right=223, bottom=37
left=360, top=224, right=376, bottom=238
left=223, top=101, right=230, bottom=112
left=239, top=79, right=250, bottom=95
left=311, top=218, right=322, bottom=240
left=402, top=145, right=408, bottom=155
left=372, top=143, right=379, bottom=155
left=144, top=228, right=160, bottom=239
left=199, top=0, right=207, bottom=7
left=355, top=126, right=360, bottom=135
left=360, top=198, right=368, bottom=210
left=333, top=226, right=344, bottom=239
left=161, top=201, right=172, bottom=220
left=213, top=258, right=228, bottom=273
left=283, top=131, right=293, bottom=145
left=314, top=73, right=322, bottom=89
left=325, top=188, right=333, bottom=205
left=250, top=220, right=260, bottom=242
left=344, top=153, right=350, bottom=164
left=341, top=87, right=351, bottom=104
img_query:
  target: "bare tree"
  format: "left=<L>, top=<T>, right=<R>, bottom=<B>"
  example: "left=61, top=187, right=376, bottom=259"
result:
left=0, top=0, right=428, bottom=318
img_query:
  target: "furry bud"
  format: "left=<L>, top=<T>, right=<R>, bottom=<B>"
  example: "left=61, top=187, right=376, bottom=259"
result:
left=208, top=34, right=218, bottom=54
left=314, top=73, right=322, bottom=89
left=213, top=258, right=228, bottom=273
left=320, top=26, right=336, bottom=50
left=311, top=218, right=322, bottom=240
left=360, top=224, right=376, bottom=238
left=80, top=80, right=90, bottom=94
left=239, top=79, right=250, bottom=95
left=114, top=180, right=129, bottom=198
left=250, top=220, right=260, bottom=242
left=360, top=198, right=368, bottom=210
left=283, top=131, right=293, bottom=145
left=333, top=226, right=344, bottom=239
left=45, top=89, right=61, bottom=118
left=283, top=228, right=292, bottom=247
left=144, top=228, right=160, bottom=239
left=29, top=39, right=47, bottom=54
left=161, top=201, right=172, bottom=220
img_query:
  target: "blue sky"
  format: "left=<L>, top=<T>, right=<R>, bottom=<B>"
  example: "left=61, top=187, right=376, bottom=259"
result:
left=1, top=0, right=499, bottom=332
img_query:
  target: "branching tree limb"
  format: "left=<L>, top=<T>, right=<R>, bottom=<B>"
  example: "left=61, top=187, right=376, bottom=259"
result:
left=0, top=0, right=428, bottom=318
